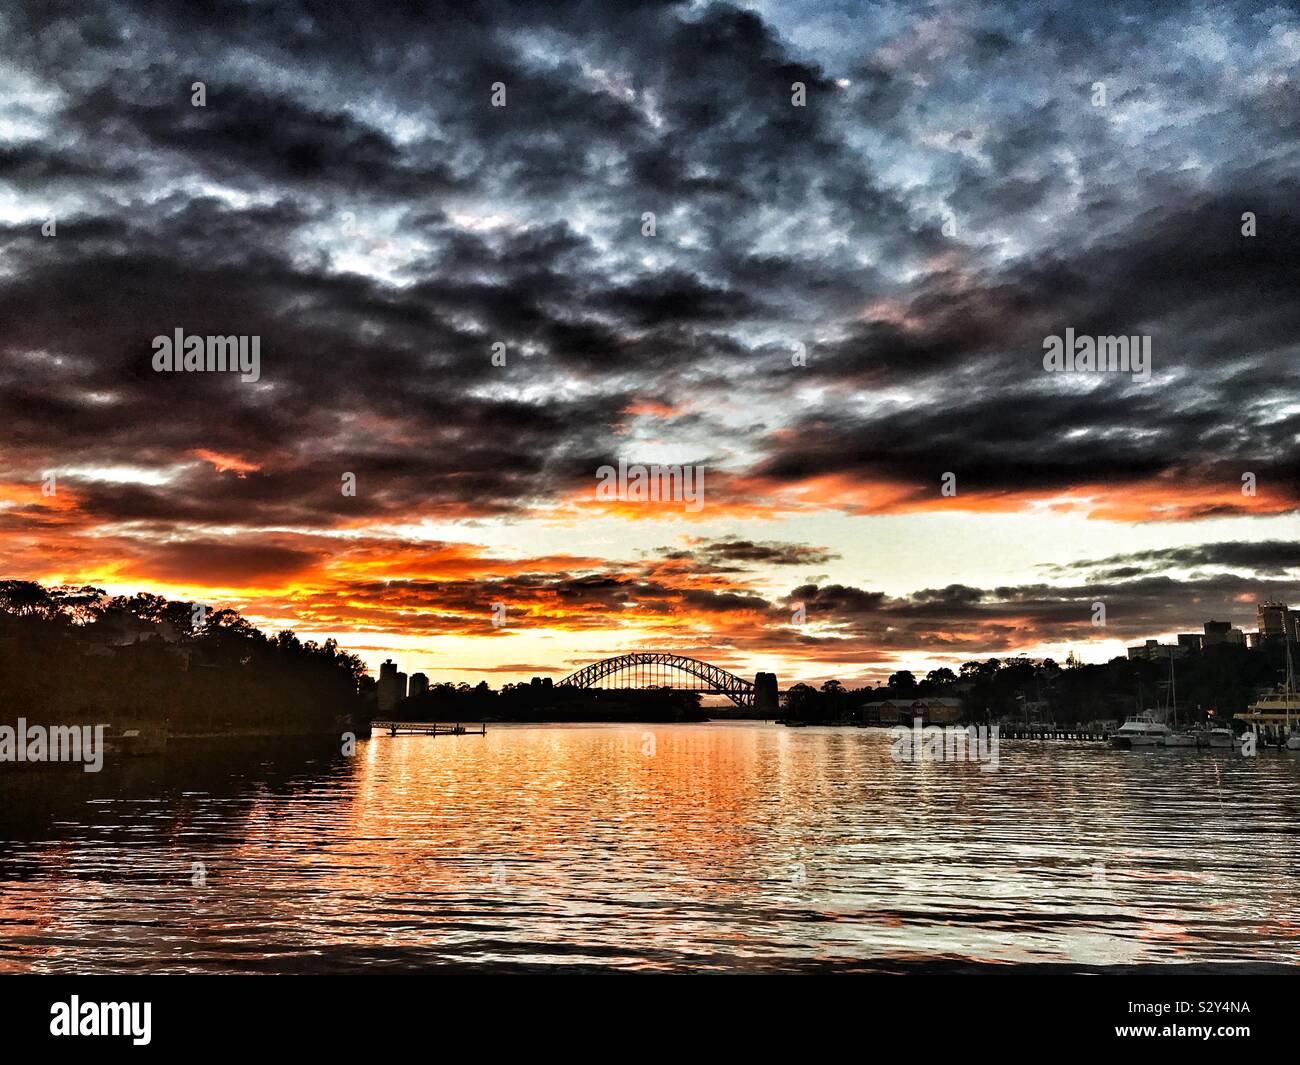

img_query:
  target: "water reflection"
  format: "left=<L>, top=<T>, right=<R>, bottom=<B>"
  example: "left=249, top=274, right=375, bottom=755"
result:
left=1, top=723, right=1297, bottom=972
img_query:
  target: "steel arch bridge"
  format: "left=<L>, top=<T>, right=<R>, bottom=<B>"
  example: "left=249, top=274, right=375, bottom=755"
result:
left=558, top=653, right=756, bottom=708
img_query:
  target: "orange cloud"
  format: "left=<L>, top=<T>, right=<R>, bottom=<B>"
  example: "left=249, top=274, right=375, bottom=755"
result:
left=737, top=472, right=1298, bottom=522
left=622, top=399, right=681, bottom=418
left=192, top=449, right=261, bottom=477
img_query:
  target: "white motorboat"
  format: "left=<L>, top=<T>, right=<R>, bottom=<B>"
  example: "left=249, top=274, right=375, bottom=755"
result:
left=1111, top=712, right=1171, bottom=748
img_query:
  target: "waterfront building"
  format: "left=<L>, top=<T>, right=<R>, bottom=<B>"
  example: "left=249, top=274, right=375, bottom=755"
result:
left=861, top=699, right=911, bottom=725
left=910, top=697, right=963, bottom=724
left=409, top=672, right=429, bottom=698
left=862, top=698, right=962, bottom=725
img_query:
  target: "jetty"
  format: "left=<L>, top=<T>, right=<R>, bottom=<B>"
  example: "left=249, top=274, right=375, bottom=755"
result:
left=371, top=720, right=487, bottom=737
left=999, top=724, right=1111, bottom=741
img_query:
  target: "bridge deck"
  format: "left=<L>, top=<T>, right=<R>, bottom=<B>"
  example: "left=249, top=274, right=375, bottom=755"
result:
left=372, top=721, right=487, bottom=736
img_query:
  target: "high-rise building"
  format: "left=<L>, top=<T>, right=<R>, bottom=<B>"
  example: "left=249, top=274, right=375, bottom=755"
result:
left=1203, top=620, right=1245, bottom=646
left=409, top=672, right=428, bottom=698
left=377, top=659, right=406, bottom=712
left=1127, top=639, right=1180, bottom=661
left=1257, top=601, right=1291, bottom=643
left=1203, top=620, right=1230, bottom=644
left=1177, top=633, right=1204, bottom=652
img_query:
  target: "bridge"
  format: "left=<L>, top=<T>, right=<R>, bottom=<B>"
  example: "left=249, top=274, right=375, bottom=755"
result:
left=557, top=653, right=778, bottom=711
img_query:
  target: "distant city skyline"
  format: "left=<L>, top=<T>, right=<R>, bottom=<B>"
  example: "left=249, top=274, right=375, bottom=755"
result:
left=368, top=595, right=1300, bottom=690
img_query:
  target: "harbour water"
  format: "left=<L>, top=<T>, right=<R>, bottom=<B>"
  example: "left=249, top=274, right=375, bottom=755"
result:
left=1, top=722, right=1298, bottom=973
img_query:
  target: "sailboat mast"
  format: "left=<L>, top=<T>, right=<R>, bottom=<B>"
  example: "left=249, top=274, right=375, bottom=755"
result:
left=1286, top=640, right=1295, bottom=732
left=1169, top=652, right=1177, bottom=728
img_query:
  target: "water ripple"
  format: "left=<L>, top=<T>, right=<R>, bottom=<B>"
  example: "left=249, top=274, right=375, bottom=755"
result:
left=1, top=723, right=1298, bottom=972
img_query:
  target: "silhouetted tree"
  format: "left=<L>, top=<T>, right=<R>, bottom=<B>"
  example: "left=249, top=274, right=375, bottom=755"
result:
left=887, top=670, right=917, bottom=694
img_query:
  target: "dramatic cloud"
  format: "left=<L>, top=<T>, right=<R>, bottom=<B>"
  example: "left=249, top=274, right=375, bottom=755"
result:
left=1048, top=541, right=1300, bottom=579
left=667, top=536, right=839, bottom=568
left=0, top=0, right=1296, bottom=680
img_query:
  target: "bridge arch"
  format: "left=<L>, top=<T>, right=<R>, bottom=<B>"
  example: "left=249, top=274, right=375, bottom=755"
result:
left=558, top=653, right=756, bottom=709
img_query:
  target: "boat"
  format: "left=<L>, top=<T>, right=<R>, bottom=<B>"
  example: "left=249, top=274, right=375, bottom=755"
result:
left=1203, top=726, right=1235, bottom=749
left=1284, top=643, right=1300, bottom=750
left=1239, top=641, right=1300, bottom=747
left=1111, top=711, right=1171, bottom=748
left=1161, top=655, right=1198, bottom=748
left=104, top=722, right=169, bottom=757
left=1286, top=643, right=1300, bottom=750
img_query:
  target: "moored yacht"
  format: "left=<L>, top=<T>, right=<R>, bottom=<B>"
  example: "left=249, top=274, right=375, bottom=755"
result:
left=1238, top=642, right=1300, bottom=748
left=1203, top=725, right=1235, bottom=749
left=1111, top=712, right=1172, bottom=748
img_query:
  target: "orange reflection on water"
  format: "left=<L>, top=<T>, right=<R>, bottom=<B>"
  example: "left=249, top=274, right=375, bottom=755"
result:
left=2, top=724, right=1300, bottom=972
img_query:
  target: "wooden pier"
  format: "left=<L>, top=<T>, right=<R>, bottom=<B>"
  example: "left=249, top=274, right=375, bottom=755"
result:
left=371, top=721, right=487, bottom=737
left=998, top=725, right=1111, bottom=741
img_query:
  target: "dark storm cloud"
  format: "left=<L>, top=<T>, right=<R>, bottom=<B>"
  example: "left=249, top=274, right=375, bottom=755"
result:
left=781, top=571, right=1300, bottom=654
left=0, top=143, right=139, bottom=187
left=787, top=584, right=888, bottom=615
left=747, top=378, right=1290, bottom=504
left=666, top=537, right=839, bottom=568
left=66, top=80, right=464, bottom=198
left=0, top=0, right=1296, bottom=535
left=705, top=538, right=838, bottom=567
left=138, top=540, right=323, bottom=585
left=1048, top=541, right=1300, bottom=578
left=799, top=179, right=1300, bottom=380
left=751, top=182, right=1300, bottom=503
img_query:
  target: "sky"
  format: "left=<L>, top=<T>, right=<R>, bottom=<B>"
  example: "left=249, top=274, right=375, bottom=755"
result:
left=1, top=0, right=1297, bottom=688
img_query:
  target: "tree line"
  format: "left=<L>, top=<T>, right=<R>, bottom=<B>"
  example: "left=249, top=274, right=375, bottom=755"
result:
left=782, top=645, right=1295, bottom=724
left=0, top=580, right=367, bottom=736
left=390, top=675, right=706, bottom=723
